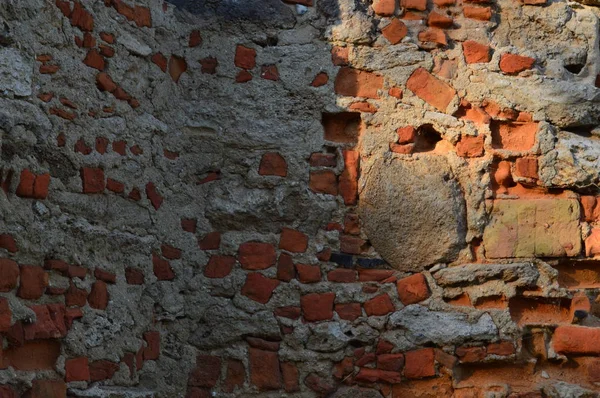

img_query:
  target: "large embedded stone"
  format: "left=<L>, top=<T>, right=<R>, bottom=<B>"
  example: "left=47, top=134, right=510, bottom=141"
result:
left=388, top=305, right=498, bottom=345
left=358, top=156, right=467, bottom=271
left=483, top=199, right=581, bottom=258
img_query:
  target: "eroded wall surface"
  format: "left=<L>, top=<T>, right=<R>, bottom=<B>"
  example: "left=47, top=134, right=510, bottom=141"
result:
left=2, top=0, right=600, bottom=397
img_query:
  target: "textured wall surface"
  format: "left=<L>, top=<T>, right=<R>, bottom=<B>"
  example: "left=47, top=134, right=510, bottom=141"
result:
left=2, top=0, right=600, bottom=397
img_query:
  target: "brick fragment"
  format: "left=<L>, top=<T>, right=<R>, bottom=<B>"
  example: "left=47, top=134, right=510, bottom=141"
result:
left=65, top=357, right=90, bottom=382
left=259, top=153, right=287, bottom=177
left=241, top=273, right=280, bottom=304
left=301, top=292, right=335, bottom=322
left=406, top=67, right=456, bottom=112
left=239, top=242, right=276, bottom=270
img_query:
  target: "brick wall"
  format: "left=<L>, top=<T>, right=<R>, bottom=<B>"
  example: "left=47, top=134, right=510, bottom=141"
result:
left=0, top=0, right=599, bottom=396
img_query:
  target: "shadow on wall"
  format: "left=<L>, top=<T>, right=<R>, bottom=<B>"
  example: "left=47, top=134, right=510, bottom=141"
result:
left=165, top=0, right=341, bottom=26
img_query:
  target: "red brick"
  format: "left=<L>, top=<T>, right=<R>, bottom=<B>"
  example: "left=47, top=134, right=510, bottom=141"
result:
left=397, top=273, right=430, bottom=304
left=204, top=255, right=235, bottom=278
left=181, top=219, right=197, bottom=233
left=295, top=263, right=321, bottom=283
left=23, top=304, right=66, bottom=340
left=0, top=259, right=19, bottom=292
left=428, top=11, right=453, bottom=28
left=456, top=346, right=486, bottom=362
left=241, top=273, right=280, bottom=304
left=260, top=65, right=279, bottom=81
left=169, top=55, right=187, bottom=83
left=274, top=306, right=301, bottom=319
left=133, top=6, right=152, bottom=27
left=249, top=348, right=281, bottom=390
left=276, top=253, right=295, bottom=282
left=463, top=6, right=492, bottom=20
left=239, top=242, right=276, bottom=270
left=500, top=53, right=535, bottom=74
left=0, top=235, right=17, bottom=254
left=197, top=232, right=219, bottom=250
left=418, top=28, right=447, bottom=46
left=221, top=359, right=244, bottom=393
left=553, top=325, right=600, bottom=355
left=189, top=30, right=202, bottom=47
left=160, top=244, right=181, bottom=260
left=404, top=348, right=436, bottom=378
left=188, top=355, right=221, bottom=388
left=406, top=67, right=456, bottom=112
left=279, top=228, right=308, bottom=253
left=18, top=265, right=47, bottom=300
left=235, top=46, right=256, bottom=70
left=145, top=182, right=163, bottom=210
left=278, top=362, right=298, bottom=392
left=335, top=303, right=362, bottom=321
left=93, top=268, right=116, bottom=285
left=68, top=265, right=86, bottom=279
left=81, top=168, right=105, bottom=193
left=89, top=360, right=120, bottom=382
left=309, top=170, right=337, bottom=195
left=456, top=135, right=484, bottom=157
left=70, top=1, right=94, bottom=31
left=304, top=373, right=336, bottom=395
left=0, top=385, right=16, bottom=398
left=236, top=70, right=252, bottom=83
left=401, top=0, right=427, bottom=10
left=397, top=126, right=416, bottom=144
left=334, top=67, right=384, bottom=99
left=38, top=92, right=54, bottom=102
left=16, top=169, right=35, bottom=198
left=143, top=331, right=160, bottom=360
left=491, top=121, right=538, bottom=151
left=151, top=53, right=167, bottom=72
left=355, top=368, right=402, bottom=383
left=331, top=46, right=349, bottom=66
left=487, top=341, right=514, bottom=356
left=106, top=178, right=124, bottom=193
left=126, top=267, right=144, bottom=285
left=258, top=152, right=287, bottom=177
left=301, top=292, right=335, bottom=322
left=40, top=64, right=60, bottom=74
left=340, top=235, right=367, bottom=254
left=99, top=32, right=114, bottom=44
left=65, top=357, right=90, bottom=382
left=0, top=298, right=11, bottom=332
left=327, top=269, right=357, bottom=283
left=382, top=18, right=408, bottom=44
left=200, top=57, right=218, bottom=74
left=29, top=380, right=66, bottom=398
left=152, top=253, right=174, bottom=281
left=49, top=107, right=76, bottom=121
left=358, top=269, right=394, bottom=282
left=463, top=41, right=491, bottom=64
left=83, top=49, right=105, bottom=70
left=389, top=87, right=403, bottom=99
left=373, top=0, right=396, bottom=15
left=339, top=150, right=359, bottom=205
left=378, top=353, right=405, bottom=371
left=310, top=153, right=336, bottom=167
left=65, top=282, right=87, bottom=307
left=515, top=157, right=538, bottom=179
left=377, top=339, right=394, bottom=354
left=311, top=72, right=329, bottom=87
left=56, top=0, right=72, bottom=17
left=364, top=294, right=395, bottom=316
left=88, top=281, right=108, bottom=310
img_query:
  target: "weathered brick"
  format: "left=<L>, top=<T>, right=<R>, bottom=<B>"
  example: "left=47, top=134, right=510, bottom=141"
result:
left=81, top=168, right=105, bottom=194
left=456, top=135, right=484, bottom=157
left=241, top=273, right=280, bottom=304
left=500, top=53, right=535, bottom=74
left=553, top=326, right=600, bottom=355
left=406, top=67, right=456, bottom=112
left=89, top=360, right=120, bottom=382
left=152, top=253, right=175, bottom=281
left=295, top=263, right=321, bottom=283
left=382, top=18, right=408, bottom=44
left=235, top=45, right=256, bottom=69
left=65, top=357, right=90, bottom=382
left=0, top=259, right=19, bottom=292
left=188, top=355, right=221, bottom=388
left=238, top=242, right=276, bottom=270
left=484, top=199, right=581, bottom=258
left=169, top=55, right=187, bottom=83
left=339, top=150, right=359, bottom=205
left=404, top=348, right=436, bottom=378
left=259, top=153, right=287, bottom=177
left=18, top=265, right=47, bottom=300
left=204, top=255, right=235, bottom=278
left=334, top=67, right=384, bottom=99
left=463, top=41, right=491, bottom=64
left=88, top=281, right=109, bottom=310
left=364, top=294, right=395, bottom=316
left=249, top=348, right=281, bottom=390
left=397, top=273, right=430, bottom=305
left=301, top=292, right=335, bottom=322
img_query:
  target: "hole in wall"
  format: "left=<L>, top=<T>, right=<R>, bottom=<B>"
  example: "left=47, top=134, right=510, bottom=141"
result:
left=564, top=63, right=585, bottom=74
left=412, top=124, right=442, bottom=152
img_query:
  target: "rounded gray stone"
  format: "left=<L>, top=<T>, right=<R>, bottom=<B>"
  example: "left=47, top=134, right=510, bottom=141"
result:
left=358, top=156, right=467, bottom=271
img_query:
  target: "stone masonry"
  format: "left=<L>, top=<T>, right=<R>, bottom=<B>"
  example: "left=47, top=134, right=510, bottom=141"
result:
left=2, top=0, right=600, bottom=397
